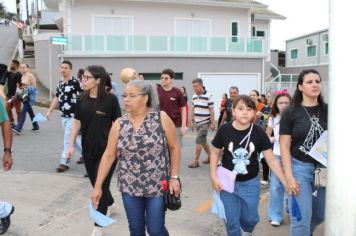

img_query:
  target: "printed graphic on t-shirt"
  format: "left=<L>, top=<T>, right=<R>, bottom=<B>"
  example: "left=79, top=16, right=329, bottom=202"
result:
left=228, top=141, right=255, bottom=175
left=299, top=116, right=325, bottom=155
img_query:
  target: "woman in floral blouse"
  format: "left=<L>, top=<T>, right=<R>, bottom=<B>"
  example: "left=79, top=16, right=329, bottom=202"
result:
left=92, top=80, right=181, bottom=236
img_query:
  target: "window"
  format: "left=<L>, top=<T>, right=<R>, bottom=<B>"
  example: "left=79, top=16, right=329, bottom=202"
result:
left=307, top=45, right=316, bottom=57
left=325, top=42, right=329, bottom=55
left=231, top=21, right=239, bottom=42
left=175, top=19, right=210, bottom=36
left=251, top=26, right=256, bottom=37
left=256, top=30, right=265, bottom=38
left=291, top=49, right=298, bottom=59
left=92, top=16, right=133, bottom=35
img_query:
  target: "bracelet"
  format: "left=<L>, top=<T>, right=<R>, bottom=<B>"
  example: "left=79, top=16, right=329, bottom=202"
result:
left=170, top=175, right=180, bottom=180
left=4, top=148, right=12, bottom=153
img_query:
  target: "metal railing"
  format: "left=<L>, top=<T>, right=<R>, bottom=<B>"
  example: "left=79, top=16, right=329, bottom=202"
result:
left=62, top=35, right=265, bottom=55
left=265, top=81, right=329, bottom=100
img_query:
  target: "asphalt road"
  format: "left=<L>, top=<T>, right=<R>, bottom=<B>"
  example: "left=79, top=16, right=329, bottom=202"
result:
left=0, top=106, right=324, bottom=235
left=0, top=23, right=18, bottom=65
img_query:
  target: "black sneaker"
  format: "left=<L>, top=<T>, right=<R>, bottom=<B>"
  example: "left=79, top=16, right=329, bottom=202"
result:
left=76, top=156, right=84, bottom=164
left=12, top=127, right=21, bottom=135
left=10, top=123, right=16, bottom=129
left=0, top=205, right=15, bottom=234
left=31, top=127, right=40, bottom=132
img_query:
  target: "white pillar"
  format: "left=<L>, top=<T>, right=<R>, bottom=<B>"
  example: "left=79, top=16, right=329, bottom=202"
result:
left=325, top=0, right=356, bottom=235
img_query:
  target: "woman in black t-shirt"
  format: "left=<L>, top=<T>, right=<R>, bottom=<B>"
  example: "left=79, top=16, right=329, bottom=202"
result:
left=280, top=69, right=327, bottom=236
left=67, top=65, right=121, bottom=236
left=210, top=95, right=286, bottom=235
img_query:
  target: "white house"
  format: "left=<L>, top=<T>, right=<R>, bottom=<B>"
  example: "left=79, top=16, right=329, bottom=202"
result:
left=34, top=0, right=285, bottom=113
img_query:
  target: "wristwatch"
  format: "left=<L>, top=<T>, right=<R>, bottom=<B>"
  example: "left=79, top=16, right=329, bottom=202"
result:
left=4, top=148, right=12, bottom=153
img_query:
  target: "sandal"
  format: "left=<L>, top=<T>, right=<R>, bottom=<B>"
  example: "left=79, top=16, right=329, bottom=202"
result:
left=188, top=161, right=200, bottom=168
left=203, top=157, right=210, bottom=164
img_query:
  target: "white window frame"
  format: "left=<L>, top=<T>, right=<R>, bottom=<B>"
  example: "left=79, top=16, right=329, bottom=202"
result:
left=91, top=15, right=134, bottom=35
left=290, top=48, right=298, bottom=60
left=174, top=18, right=212, bottom=36
left=230, top=20, right=239, bottom=43
left=306, top=44, right=317, bottom=57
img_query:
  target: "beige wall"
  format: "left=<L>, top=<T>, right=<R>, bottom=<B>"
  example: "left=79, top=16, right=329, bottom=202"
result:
left=71, top=0, right=253, bottom=37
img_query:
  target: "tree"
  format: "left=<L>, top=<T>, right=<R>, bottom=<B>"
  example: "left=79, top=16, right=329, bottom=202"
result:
left=0, top=2, right=6, bottom=17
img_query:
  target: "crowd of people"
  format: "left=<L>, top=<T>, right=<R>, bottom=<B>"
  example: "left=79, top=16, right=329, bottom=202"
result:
left=0, top=59, right=327, bottom=236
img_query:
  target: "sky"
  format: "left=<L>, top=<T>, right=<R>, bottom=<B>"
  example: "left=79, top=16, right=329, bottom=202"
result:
left=258, top=0, right=329, bottom=50
left=2, top=0, right=329, bottom=51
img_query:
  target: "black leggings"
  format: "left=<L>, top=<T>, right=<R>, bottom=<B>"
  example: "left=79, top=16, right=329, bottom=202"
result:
left=84, top=157, right=117, bottom=216
left=261, top=158, right=270, bottom=181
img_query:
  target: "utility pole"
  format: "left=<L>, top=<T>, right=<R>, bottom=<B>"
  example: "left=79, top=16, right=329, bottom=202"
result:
left=25, top=0, right=30, bottom=32
left=16, top=0, right=24, bottom=59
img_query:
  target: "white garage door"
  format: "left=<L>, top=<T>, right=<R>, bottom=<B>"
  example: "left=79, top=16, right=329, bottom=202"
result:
left=198, top=73, right=261, bottom=119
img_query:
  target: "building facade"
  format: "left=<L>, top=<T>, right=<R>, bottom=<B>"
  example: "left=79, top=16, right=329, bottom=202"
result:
left=34, top=0, right=285, bottom=113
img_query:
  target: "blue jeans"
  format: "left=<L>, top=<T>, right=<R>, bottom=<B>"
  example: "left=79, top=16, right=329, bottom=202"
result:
left=16, top=100, right=39, bottom=131
left=220, top=176, right=260, bottom=236
left=121, top=193, right=169, bottom=236
left=268, top=155, right=285, bottom=223
left=288, top=158, right=325, bottom=236
left=61, top=117, right=82, bottom=166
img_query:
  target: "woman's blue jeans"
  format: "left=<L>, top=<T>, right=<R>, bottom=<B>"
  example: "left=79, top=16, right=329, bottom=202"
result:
left=220, top=176, right=260, bottom=236
left=288, top=158, right=325, bottom=236
left=268, top=155, right=285, bottom=223
left=16, top=100, right=39, bottom=130
left=122, top=193, right=169, bottom=236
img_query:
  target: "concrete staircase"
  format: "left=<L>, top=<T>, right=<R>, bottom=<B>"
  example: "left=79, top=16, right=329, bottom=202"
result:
left=22, top=34, right=51, bottom=107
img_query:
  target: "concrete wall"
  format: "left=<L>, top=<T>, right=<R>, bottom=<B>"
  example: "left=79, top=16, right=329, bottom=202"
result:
left=63, top=56, right=263, bottom=103
left=70, top=0, right=253, bottom=37
left=34, top=33, right=64, bottom=96
left=286, top=30, right=329, bottom=67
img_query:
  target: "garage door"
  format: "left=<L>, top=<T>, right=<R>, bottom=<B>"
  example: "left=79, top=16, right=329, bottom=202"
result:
left=198, top=73, right=261, bottom=119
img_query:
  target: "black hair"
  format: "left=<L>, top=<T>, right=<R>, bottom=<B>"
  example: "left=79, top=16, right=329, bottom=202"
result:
left=233, top=95, right=256, bottom=110
left=270, top=93, right=292, bottom=117
left=61, top=60, right=73, bottom=69
left=82, top=65, right=110, bottom=106
left=161, top=68, right=175, bottom=79
left=11, top=60, right=20, bottom=67
left=292, top=69, right=327, bottom=118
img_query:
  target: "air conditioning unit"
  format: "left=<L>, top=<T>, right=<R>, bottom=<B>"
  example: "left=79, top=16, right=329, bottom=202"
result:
left=306, top=38, right=313, bottom=45
left=322, top=34, right=329, bottom=41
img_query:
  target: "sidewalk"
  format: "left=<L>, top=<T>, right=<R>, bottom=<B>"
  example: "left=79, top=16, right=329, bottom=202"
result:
left=0, top=169, right=324, bottom=236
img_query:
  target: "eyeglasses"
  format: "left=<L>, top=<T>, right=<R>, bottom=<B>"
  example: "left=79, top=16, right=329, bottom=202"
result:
left=121, top=93, right=146, bottom=99
left=82, top=75, right=96, bottom=81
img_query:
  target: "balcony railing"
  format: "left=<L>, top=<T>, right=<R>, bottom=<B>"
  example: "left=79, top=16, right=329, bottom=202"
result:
left=63, top=35, right=264, bottom=55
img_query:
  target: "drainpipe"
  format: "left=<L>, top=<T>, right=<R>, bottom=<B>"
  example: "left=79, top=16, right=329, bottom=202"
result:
left=325, top=0, right=356, bottom=235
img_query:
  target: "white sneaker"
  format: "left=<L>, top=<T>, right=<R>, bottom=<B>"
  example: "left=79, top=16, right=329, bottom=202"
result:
left=260, top=180, right=269, bottom=185
left=90, top=226, right=103, bottom=236
left=241, top=230, right=252, bottom=236
left=270, top=220, right=281, bottom=226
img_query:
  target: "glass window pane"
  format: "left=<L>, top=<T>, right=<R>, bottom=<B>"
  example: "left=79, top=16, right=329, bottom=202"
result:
left=291, top=49, right=298, bottom=59
left=256, top=30, right=265, bottom=37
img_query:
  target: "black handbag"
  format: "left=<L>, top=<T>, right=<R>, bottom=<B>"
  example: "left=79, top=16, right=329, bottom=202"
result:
left=158, top=110, right=182, bottom=211
left=163, top=180, right=182, bottom=211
